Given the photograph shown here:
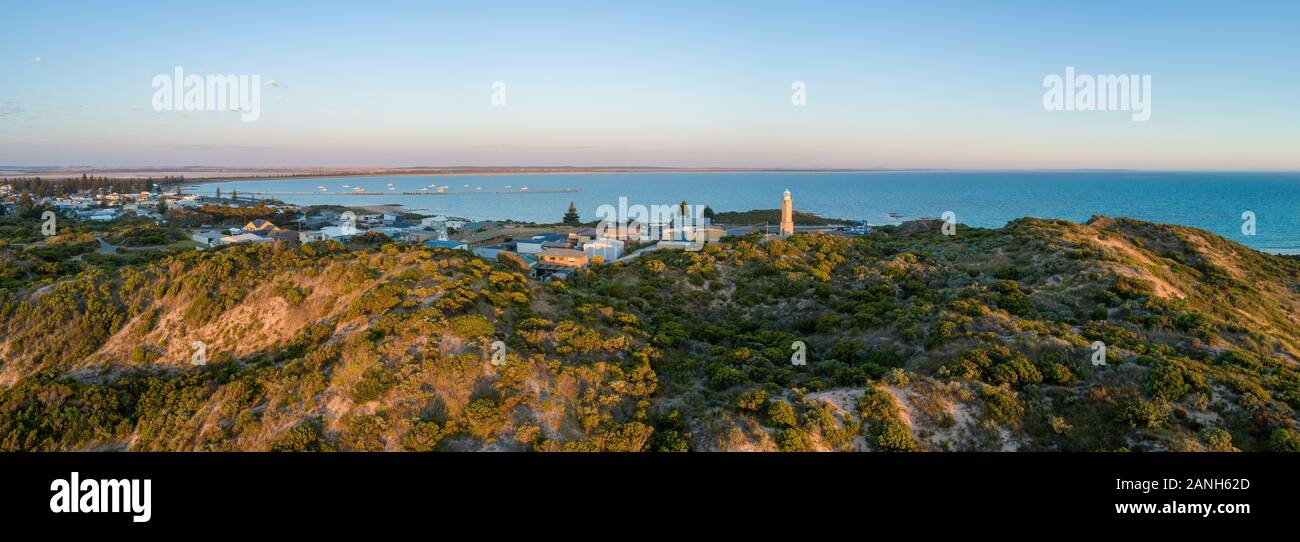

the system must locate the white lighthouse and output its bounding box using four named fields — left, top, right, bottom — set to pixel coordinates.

left=779, top=189, right=794, bottom=237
